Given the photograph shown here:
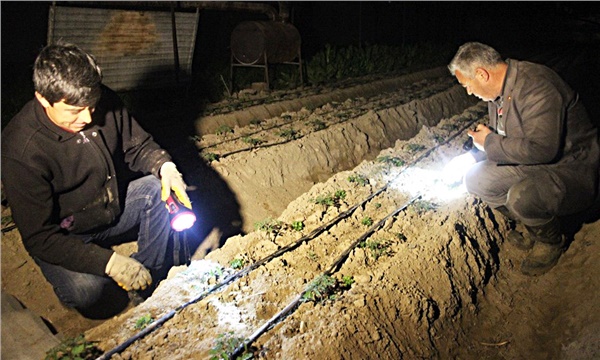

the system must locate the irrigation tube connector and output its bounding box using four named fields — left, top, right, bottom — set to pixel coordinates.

left=229, top=194, right=422, bottom=358
left=95, top=117, right=476, bottom=359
